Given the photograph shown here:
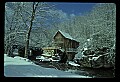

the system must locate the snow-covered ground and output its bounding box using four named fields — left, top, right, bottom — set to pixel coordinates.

left=4, top=54, right=91, bottom=78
